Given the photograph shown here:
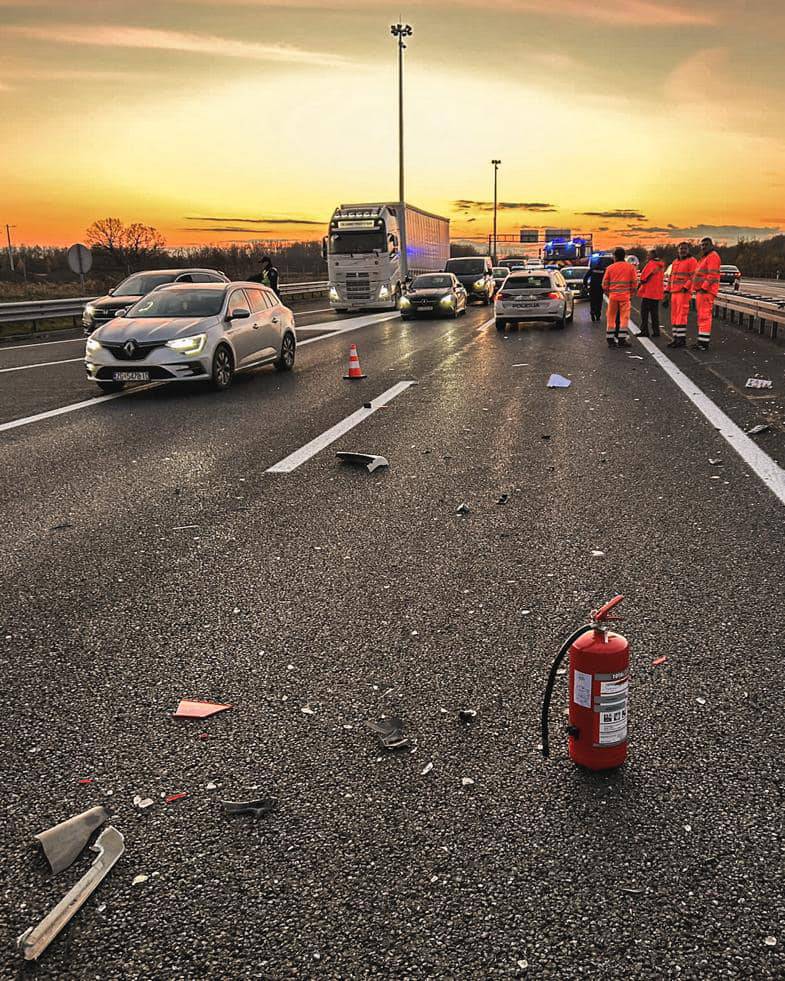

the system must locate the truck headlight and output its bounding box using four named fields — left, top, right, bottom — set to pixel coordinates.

left=85, top=336, right=102, bottom=355
left=329, top=286, right=339, bottom=301
left=165, top=333, right=207, bottom=356
left=379, top=285, right=390, bottom=299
